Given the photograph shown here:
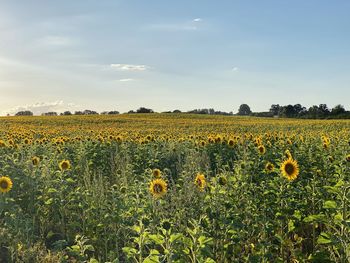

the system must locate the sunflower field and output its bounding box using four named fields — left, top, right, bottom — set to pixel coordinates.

left=0, top=114, right=349, bottom=262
